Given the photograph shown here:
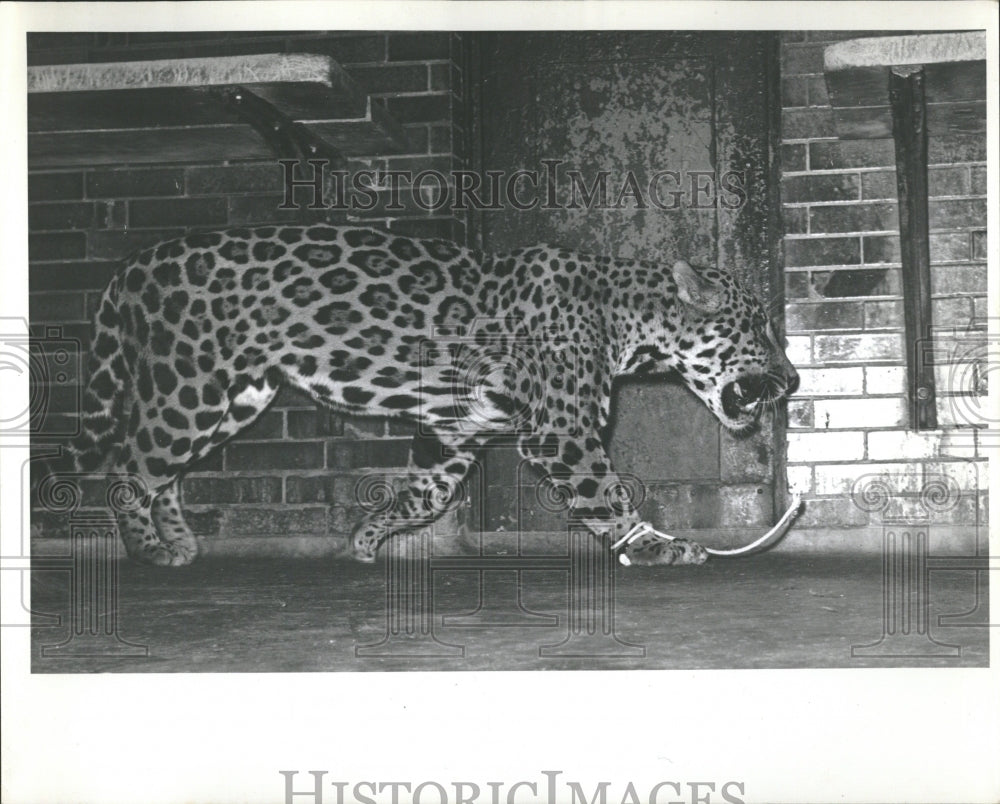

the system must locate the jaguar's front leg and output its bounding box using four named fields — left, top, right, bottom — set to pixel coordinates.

left=521, top=435, right=708, bottom=566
